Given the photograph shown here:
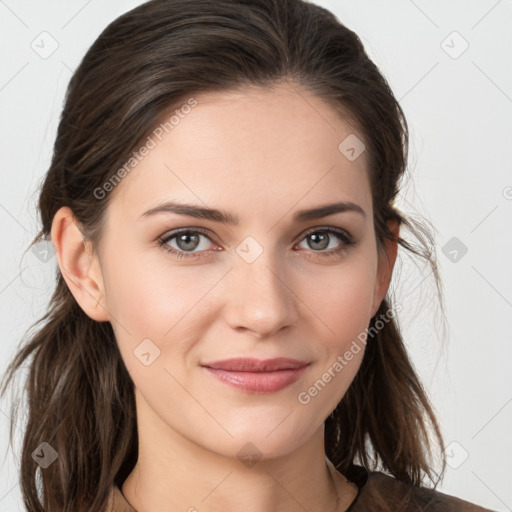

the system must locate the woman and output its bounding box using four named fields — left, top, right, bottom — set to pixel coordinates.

left=1, top=0, right=494, bottom=511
